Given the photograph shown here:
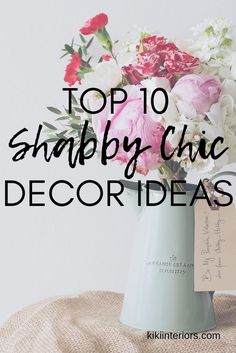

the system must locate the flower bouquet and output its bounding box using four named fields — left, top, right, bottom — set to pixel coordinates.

left=44, top=14, right=236, bottom=332
left=45, top=14, right=236, bottom=189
